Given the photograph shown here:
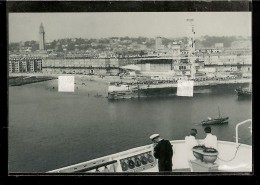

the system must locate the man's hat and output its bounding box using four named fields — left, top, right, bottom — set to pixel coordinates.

left=150, top=134, right=160, bottom=140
